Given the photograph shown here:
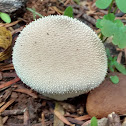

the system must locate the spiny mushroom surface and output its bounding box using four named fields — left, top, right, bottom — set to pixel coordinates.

left=12, top=15, right=107, bottom=100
